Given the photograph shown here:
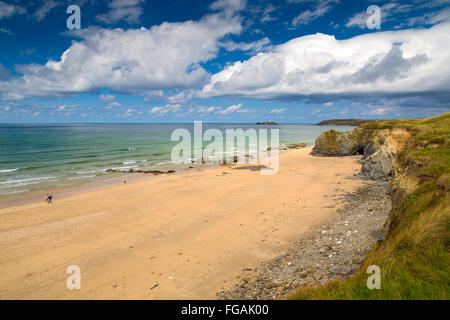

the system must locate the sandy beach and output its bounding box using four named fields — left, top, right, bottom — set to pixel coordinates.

left=0, top=147, right=363, bottom=299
